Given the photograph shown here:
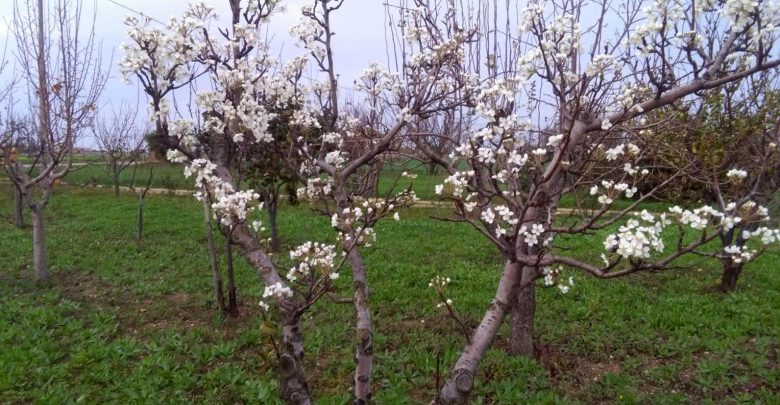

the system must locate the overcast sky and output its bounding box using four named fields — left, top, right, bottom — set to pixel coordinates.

left=0, top=0, right=391, bottom=134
